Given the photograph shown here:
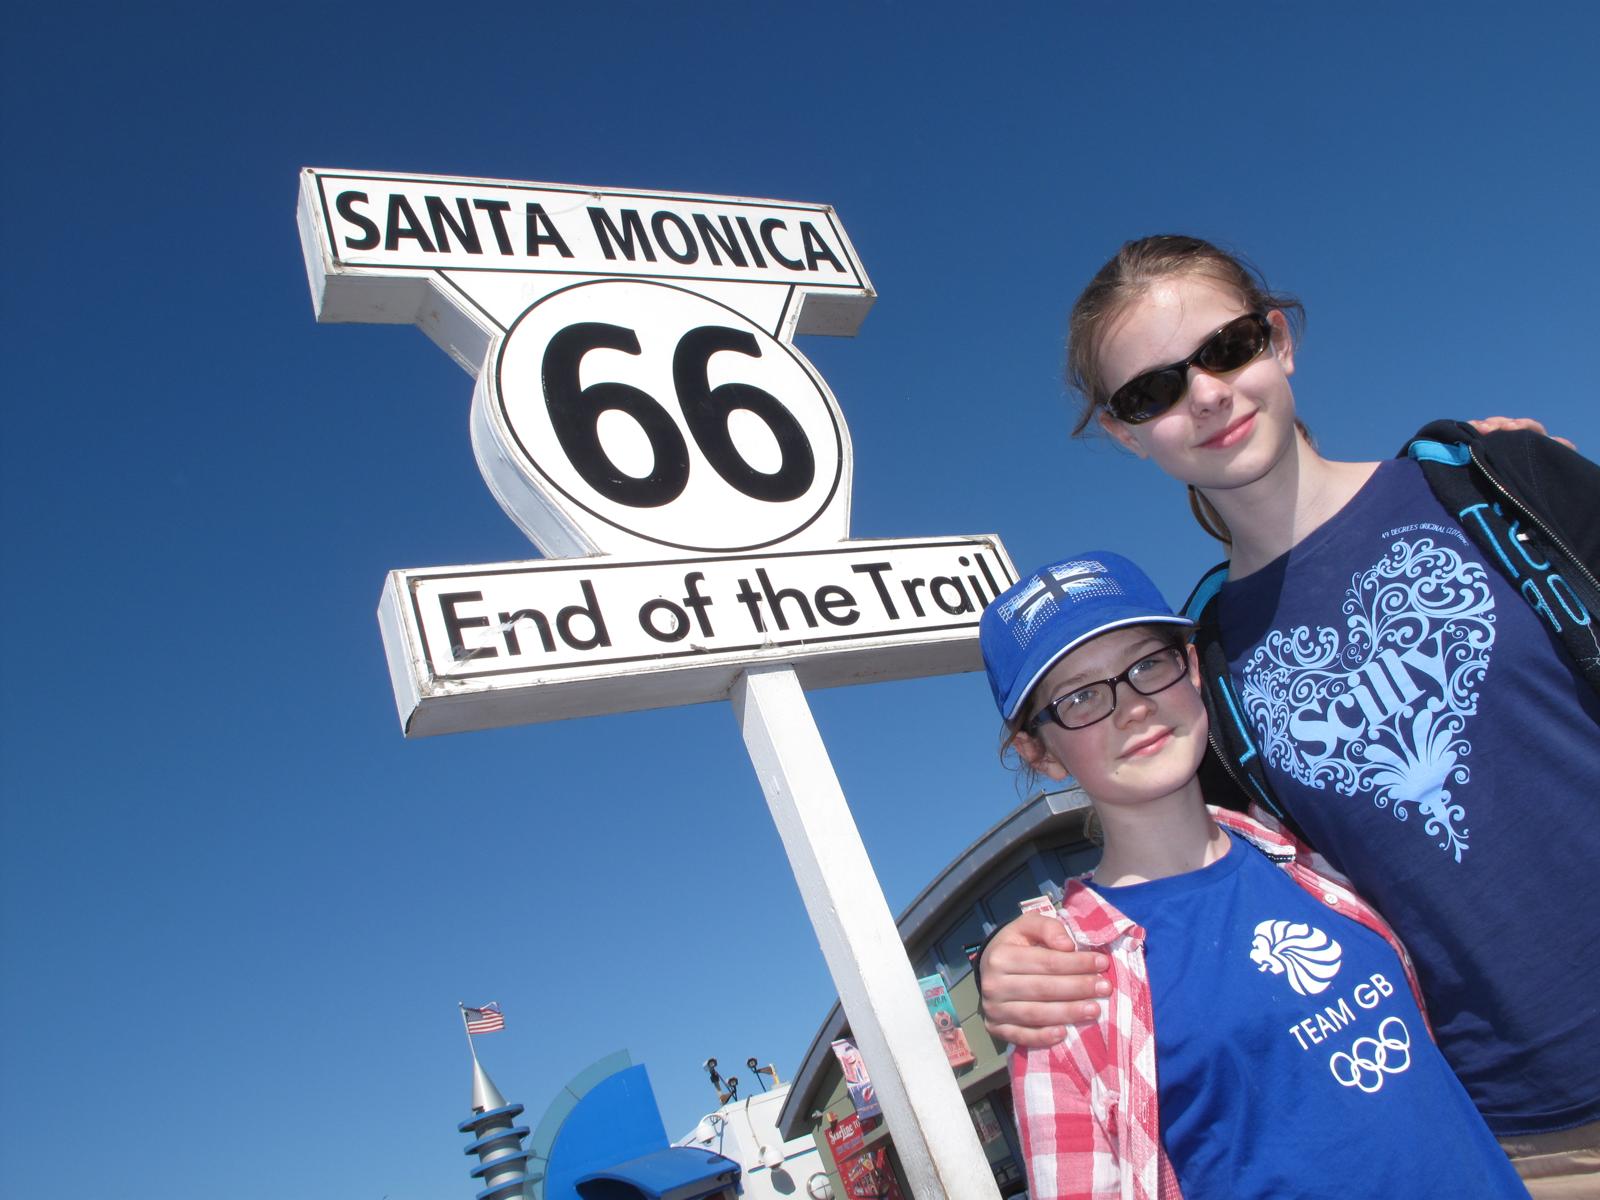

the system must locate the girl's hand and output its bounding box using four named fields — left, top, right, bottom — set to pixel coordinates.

left=1469, top=415, right=1576, bottom=451
left=979, top=914, right=1112, bottom=1047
